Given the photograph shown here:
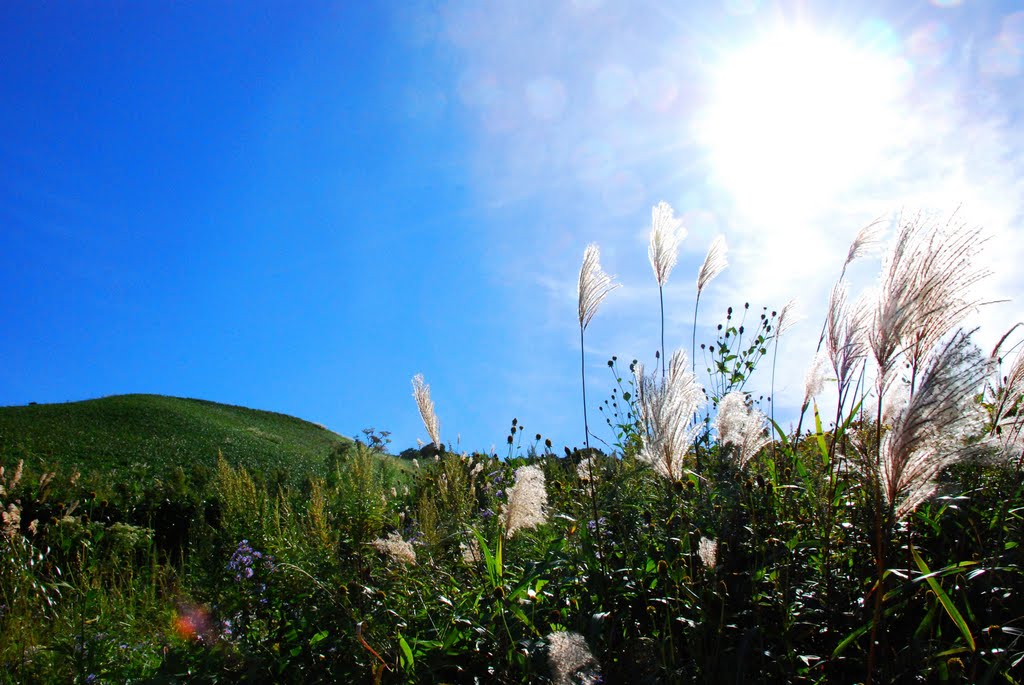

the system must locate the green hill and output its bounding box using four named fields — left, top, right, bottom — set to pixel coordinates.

left=0, top=394, right=353, bottom=484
